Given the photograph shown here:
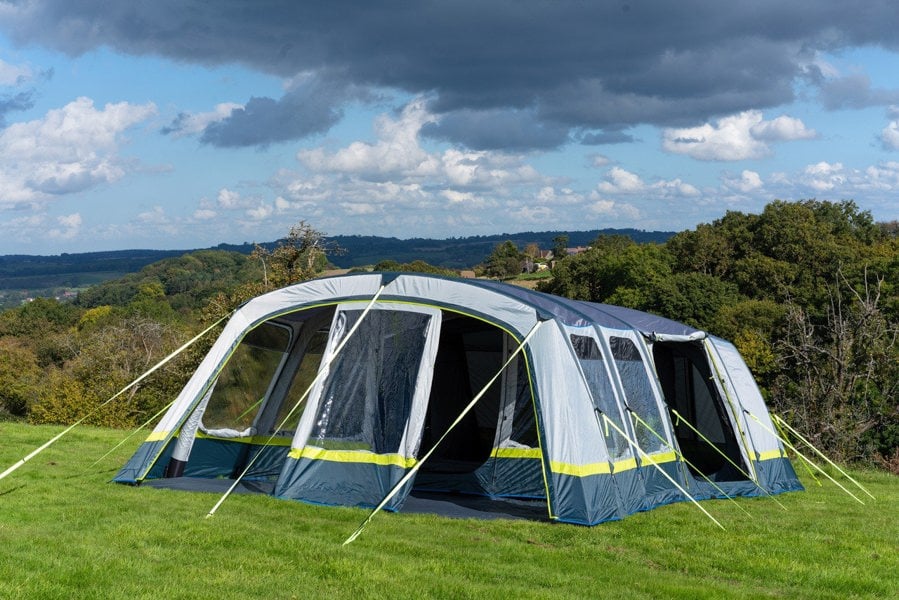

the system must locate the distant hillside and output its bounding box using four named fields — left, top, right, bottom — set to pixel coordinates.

left=220, top=228, right=675, bottom=269
left=0, top=228, right=673, bottom=305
